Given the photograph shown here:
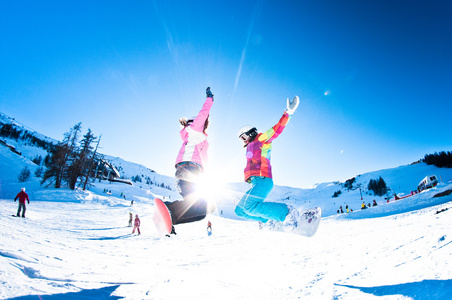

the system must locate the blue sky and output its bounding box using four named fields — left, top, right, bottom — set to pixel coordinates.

left=1, top=0, right=451, bottom=188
